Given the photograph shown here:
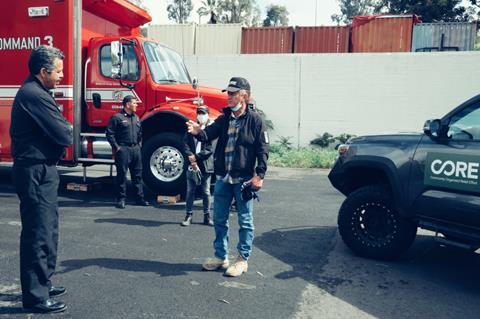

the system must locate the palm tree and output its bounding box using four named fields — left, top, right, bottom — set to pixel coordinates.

left=197, top=0, right=219, bottom=24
